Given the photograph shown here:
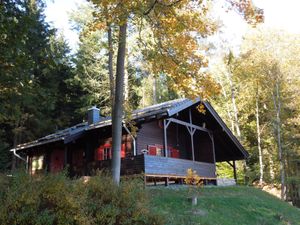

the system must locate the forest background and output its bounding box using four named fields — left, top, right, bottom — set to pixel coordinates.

left=0, top=0, right=299, bottom=205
